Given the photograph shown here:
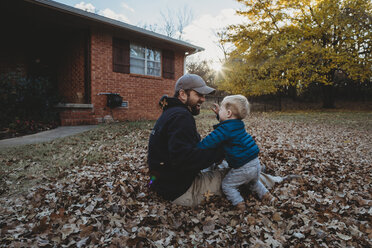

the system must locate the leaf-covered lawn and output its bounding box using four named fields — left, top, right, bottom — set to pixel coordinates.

left=0, top=111, right=371, bottom=247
